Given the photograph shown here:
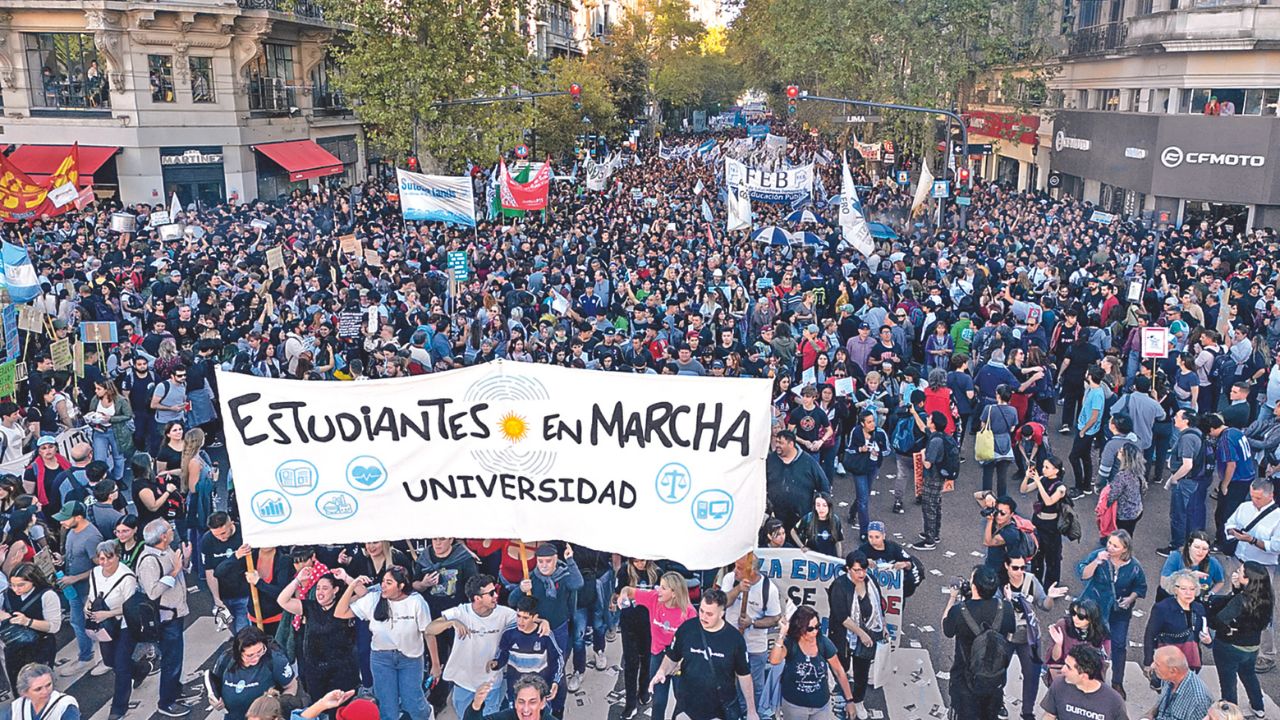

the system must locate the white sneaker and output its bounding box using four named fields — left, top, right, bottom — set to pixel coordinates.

left=89, top=661, right=113, bottom=677
left=854, top=703, right=869, bottom=720
left=567, top=673, right=581, bottom=692
left=58, top=659, right=94, bottom=677
left=594, top=650, right=608, bottom=669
